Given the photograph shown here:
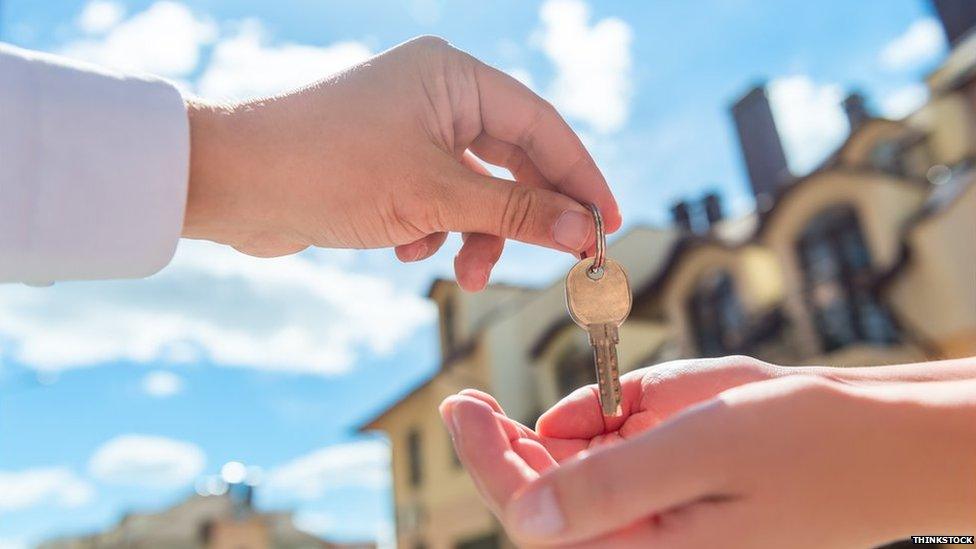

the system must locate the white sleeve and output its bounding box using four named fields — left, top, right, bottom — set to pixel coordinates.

left=0, top=43, right=189, bottom=284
